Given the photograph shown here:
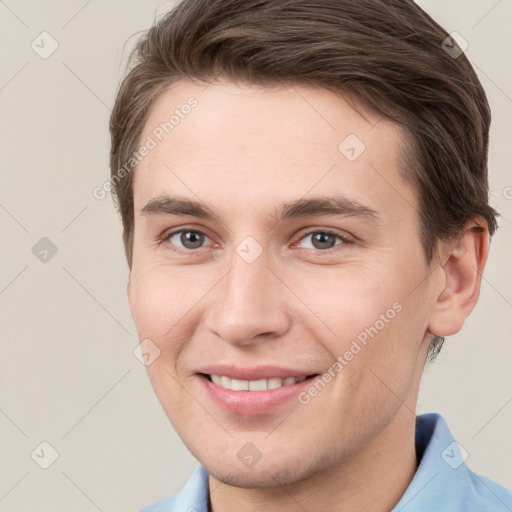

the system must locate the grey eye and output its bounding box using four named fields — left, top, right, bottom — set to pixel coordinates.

left=301, top=232, right=343, bottom=250
left=170, top=230, right=208, bottom=249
